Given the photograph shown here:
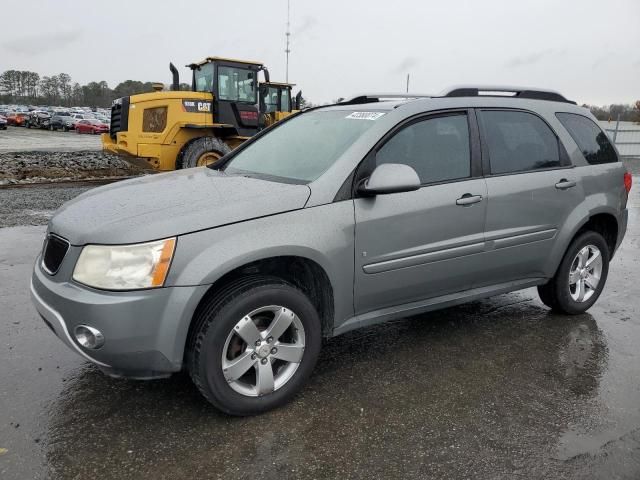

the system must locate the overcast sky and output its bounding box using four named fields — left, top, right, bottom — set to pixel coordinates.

left=1, top=0, right=638, bottom=105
